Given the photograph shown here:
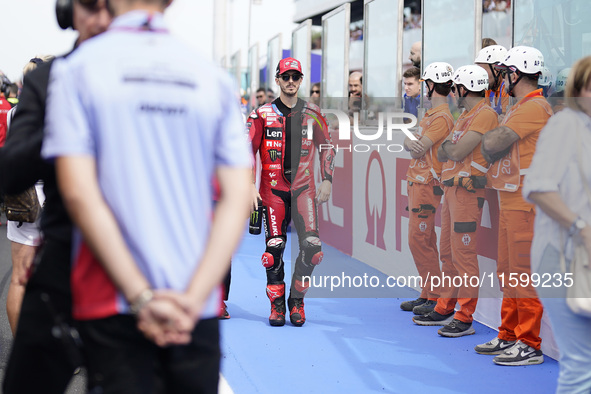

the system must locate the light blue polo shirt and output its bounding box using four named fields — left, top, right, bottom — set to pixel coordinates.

left=43, top=11, right=251, bottom=320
